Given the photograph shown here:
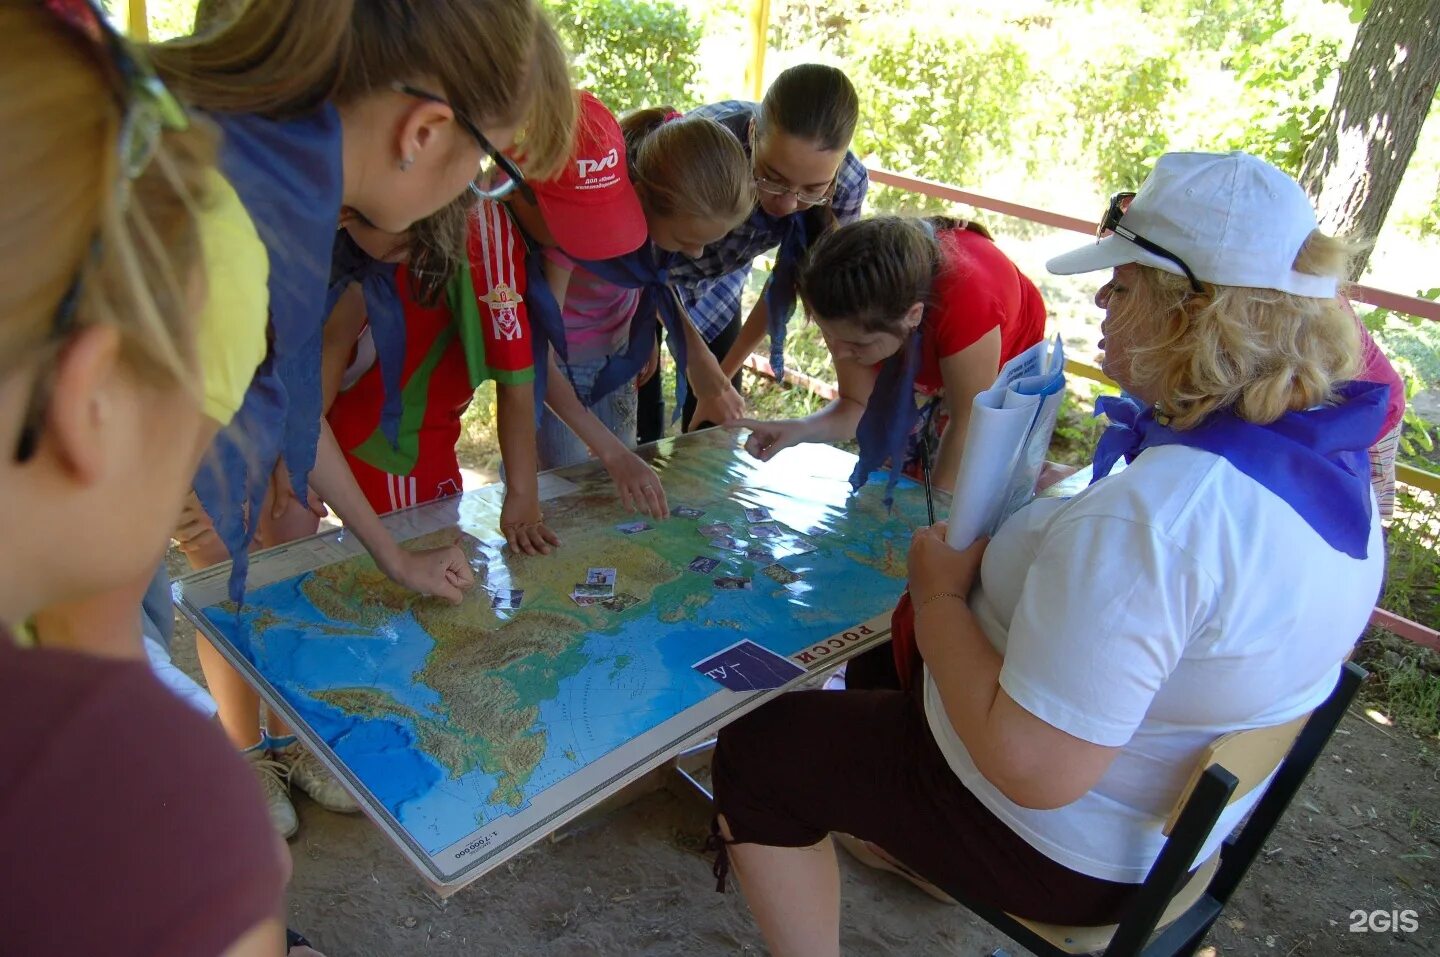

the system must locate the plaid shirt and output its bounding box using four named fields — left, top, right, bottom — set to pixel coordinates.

left=669, top=100, right=869, bottom=341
